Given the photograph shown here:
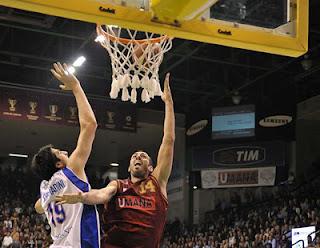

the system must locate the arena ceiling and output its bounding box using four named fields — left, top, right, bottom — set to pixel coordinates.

left=0, top=1, right=319, bottom=114
left=0, top=1, right=319, bottom=170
